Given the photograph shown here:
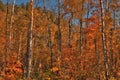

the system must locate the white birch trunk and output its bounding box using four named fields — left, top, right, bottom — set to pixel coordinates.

left=26, top=0, right=34, bottom=79
left=9, top=0, right=15, bottom=50
left=100, top=0, right=109, bottom=80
